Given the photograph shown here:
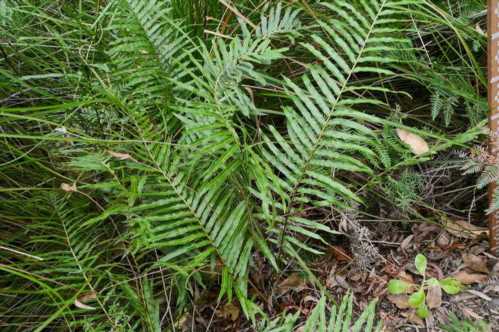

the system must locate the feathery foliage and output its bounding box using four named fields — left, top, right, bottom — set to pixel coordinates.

left=0, top=0, right=488, bottom=330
